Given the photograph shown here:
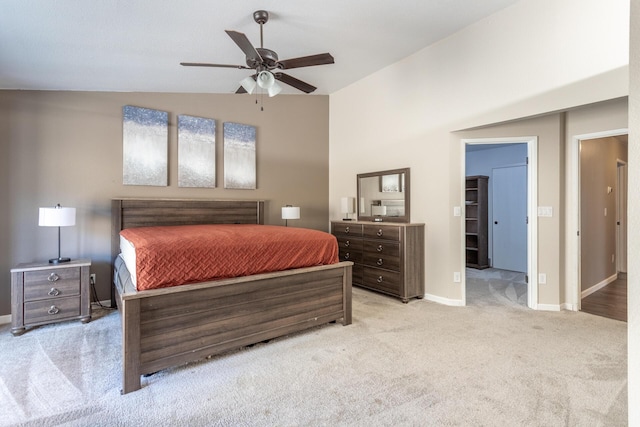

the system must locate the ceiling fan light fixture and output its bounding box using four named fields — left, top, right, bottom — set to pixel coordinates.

left=257, top=70, right=275, bottom=89
left=267, top=81, right=282, bottom=97
left=240, top=76, right=256, bottom=94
